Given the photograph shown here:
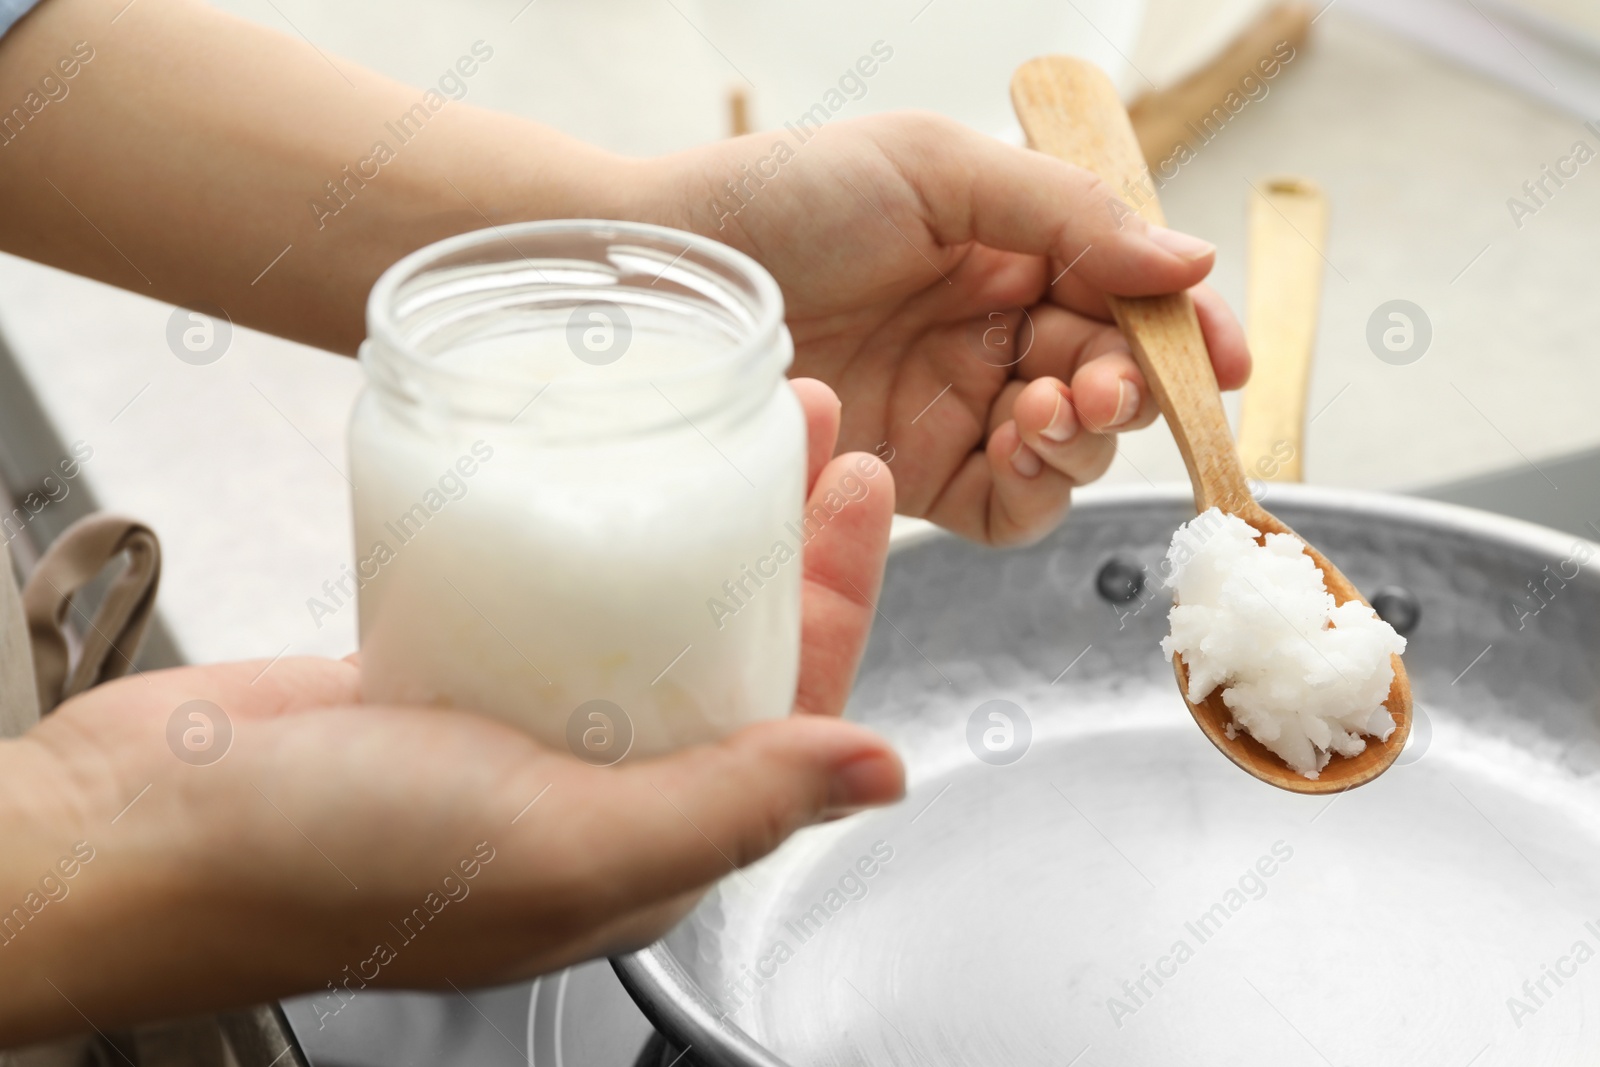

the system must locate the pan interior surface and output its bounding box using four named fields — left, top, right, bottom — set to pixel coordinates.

left=700, top=702, right=1600, bottom=1065
left=637, top=488, right=1600, bottom=1066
